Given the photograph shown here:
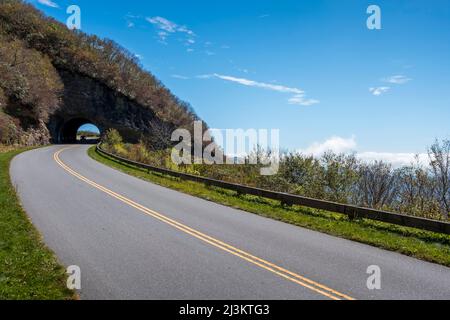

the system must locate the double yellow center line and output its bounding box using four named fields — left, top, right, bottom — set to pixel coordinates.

left=54, top=147, right=355, bottom=301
